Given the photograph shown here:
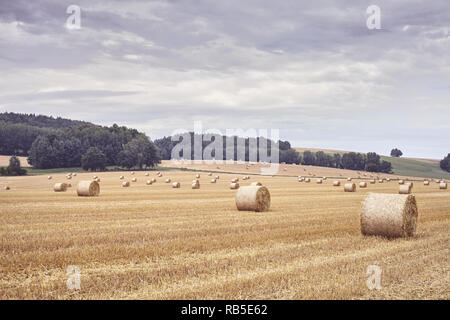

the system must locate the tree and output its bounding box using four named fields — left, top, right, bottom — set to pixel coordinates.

left=302, top=151, right=315, bottom=165
left=366, top=152, right=381, bottom=172
left=27, top=135, right=55, bottom=169
left=280, top=149, right=301, bottom=164
left=81, top=147, right=106, bottom=171
left=332, top=153, right=342, bottom=168
left=440, top=154, right=450, bottom=172
left=118, top=136, right=160, bottom=169
left=390, top=148, right=403, bottom=157
left=380, top=160, right=393, bottom=173
left=0, top=156, right=27, bottom=176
